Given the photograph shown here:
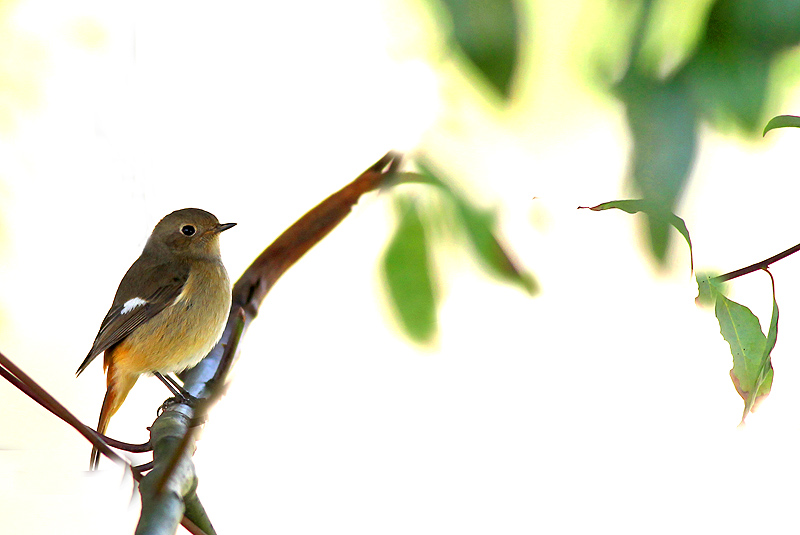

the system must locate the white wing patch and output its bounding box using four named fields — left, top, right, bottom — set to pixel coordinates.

left=121, top=297, right=147, bottom=315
